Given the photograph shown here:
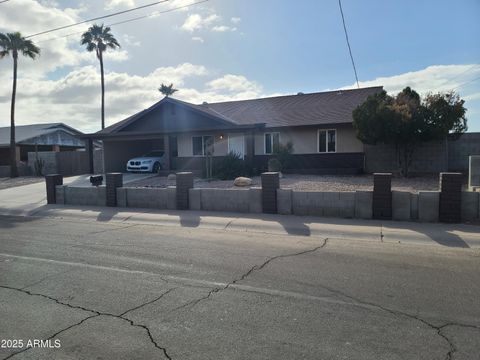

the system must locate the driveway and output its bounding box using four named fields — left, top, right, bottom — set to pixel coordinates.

left=0, top=173, right=154, bottom=216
